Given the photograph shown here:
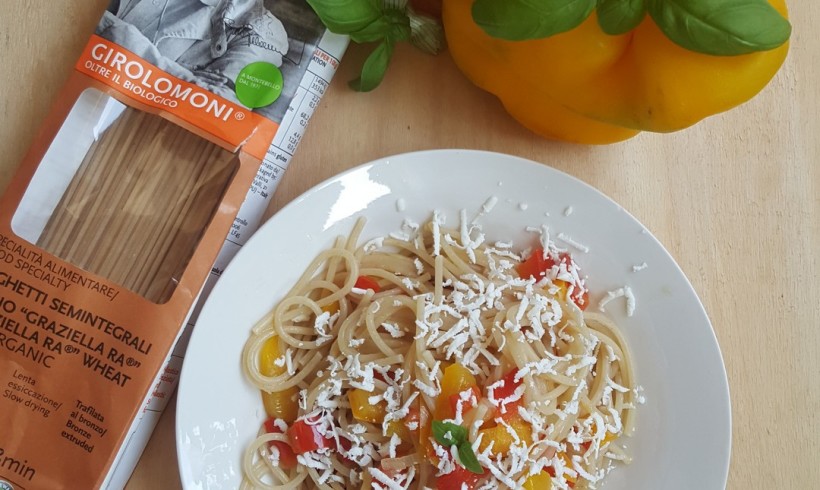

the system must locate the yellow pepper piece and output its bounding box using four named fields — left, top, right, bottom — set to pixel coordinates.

left=589, top=422, right=618, bottom=446
left=262, top=386, right=299, bottom=424
left=440, top=363, right=476, bottom=396
left=349, top=388, right=387, bottom=424
left=259, top=335, right=286, bottom=378
left=477, top=418, right=532, bottom=456
left=258, top=335, right=299, bottom=423
left=386, top=419, right=410, bottom=441
left=441, top=0, right=789, bottom=144
left=436, top=363, right=478, bottom=419
left=523, top=471, right=553, bottom=490
left=321, top=301, right=339, bottom=315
